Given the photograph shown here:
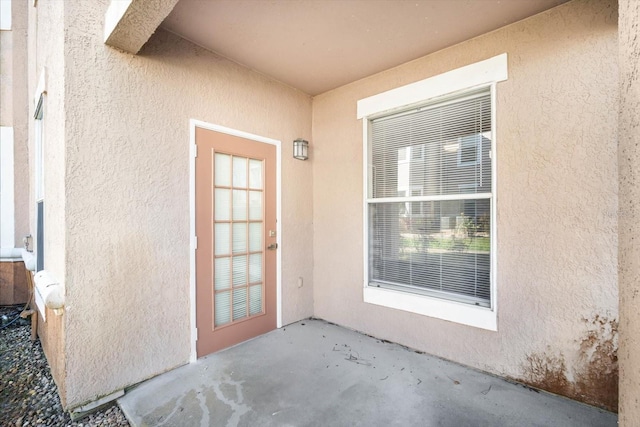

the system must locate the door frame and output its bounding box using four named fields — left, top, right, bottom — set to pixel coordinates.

left=189, top=119, right=282, bottom=362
